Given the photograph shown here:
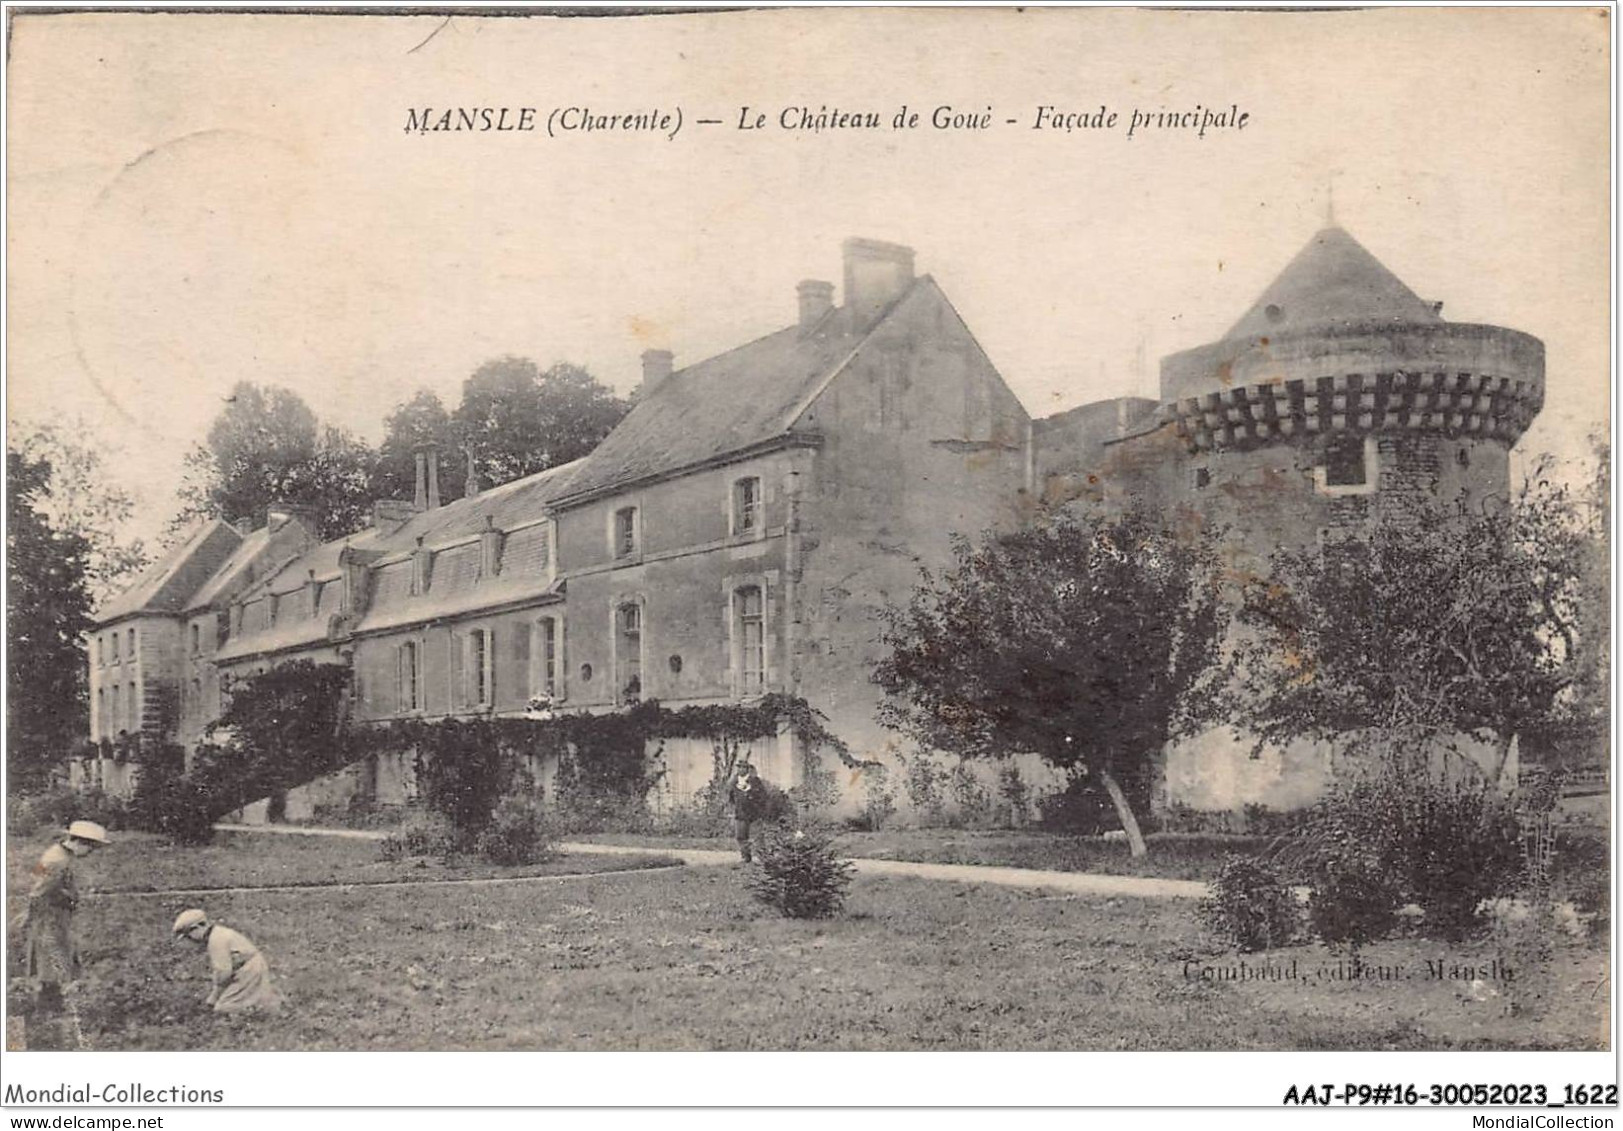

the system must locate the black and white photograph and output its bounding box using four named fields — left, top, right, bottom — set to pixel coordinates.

left=2, top=1, right=1613, bottom=1116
